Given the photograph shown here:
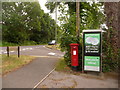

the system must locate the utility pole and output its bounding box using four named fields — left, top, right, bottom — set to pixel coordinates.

left=76, top=1, right=82, bottom=72
left=76, top=1, right=80, bottom=39
left=55, top=2, right=57, bottom=43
